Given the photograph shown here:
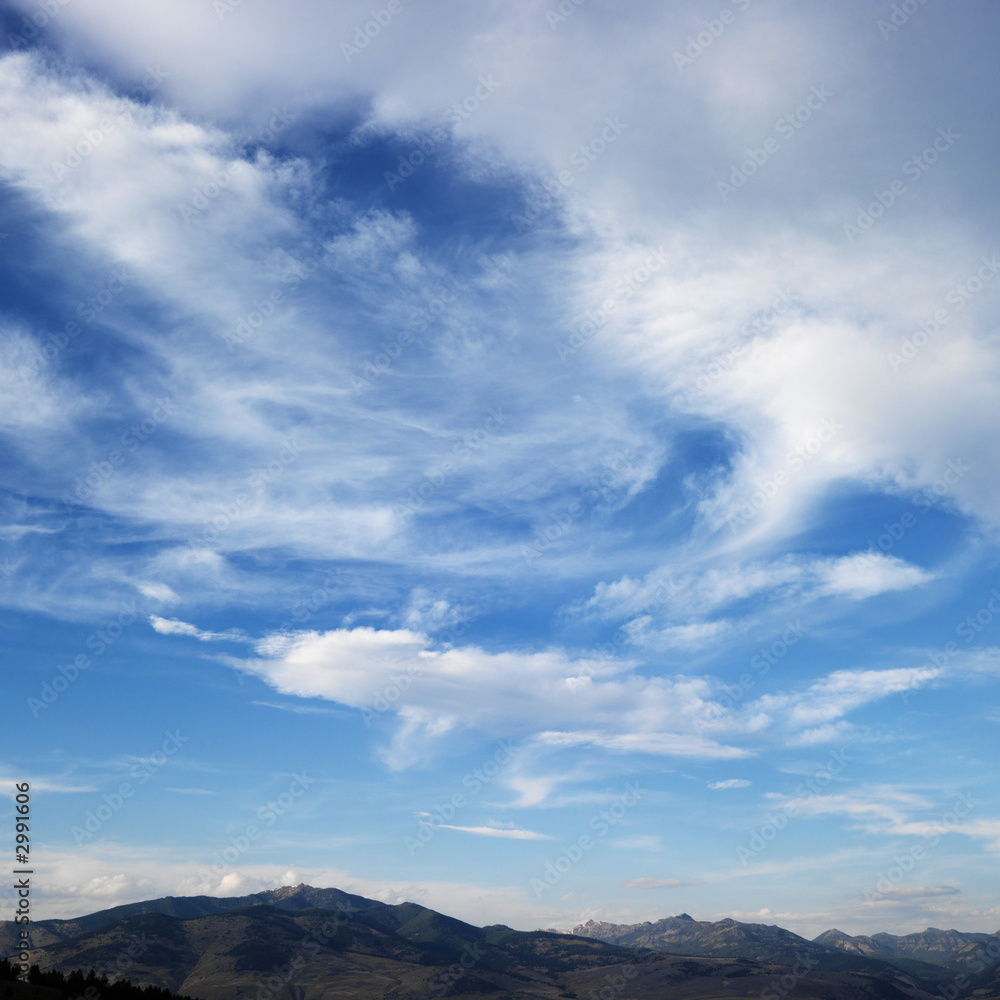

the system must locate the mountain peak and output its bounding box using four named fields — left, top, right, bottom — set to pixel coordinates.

left=675, top=913, right=695, bottom=921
